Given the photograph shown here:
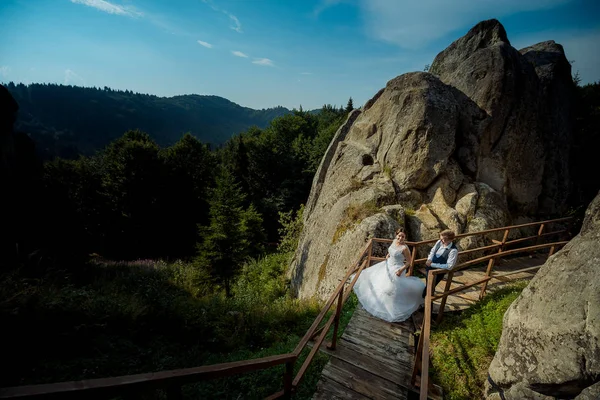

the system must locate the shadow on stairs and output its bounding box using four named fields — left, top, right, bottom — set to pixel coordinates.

left=308, top=305, right=442, bottom=400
